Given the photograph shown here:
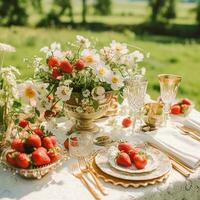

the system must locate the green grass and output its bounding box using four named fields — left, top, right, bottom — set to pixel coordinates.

left=0, top=1, right=200, bottom=109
